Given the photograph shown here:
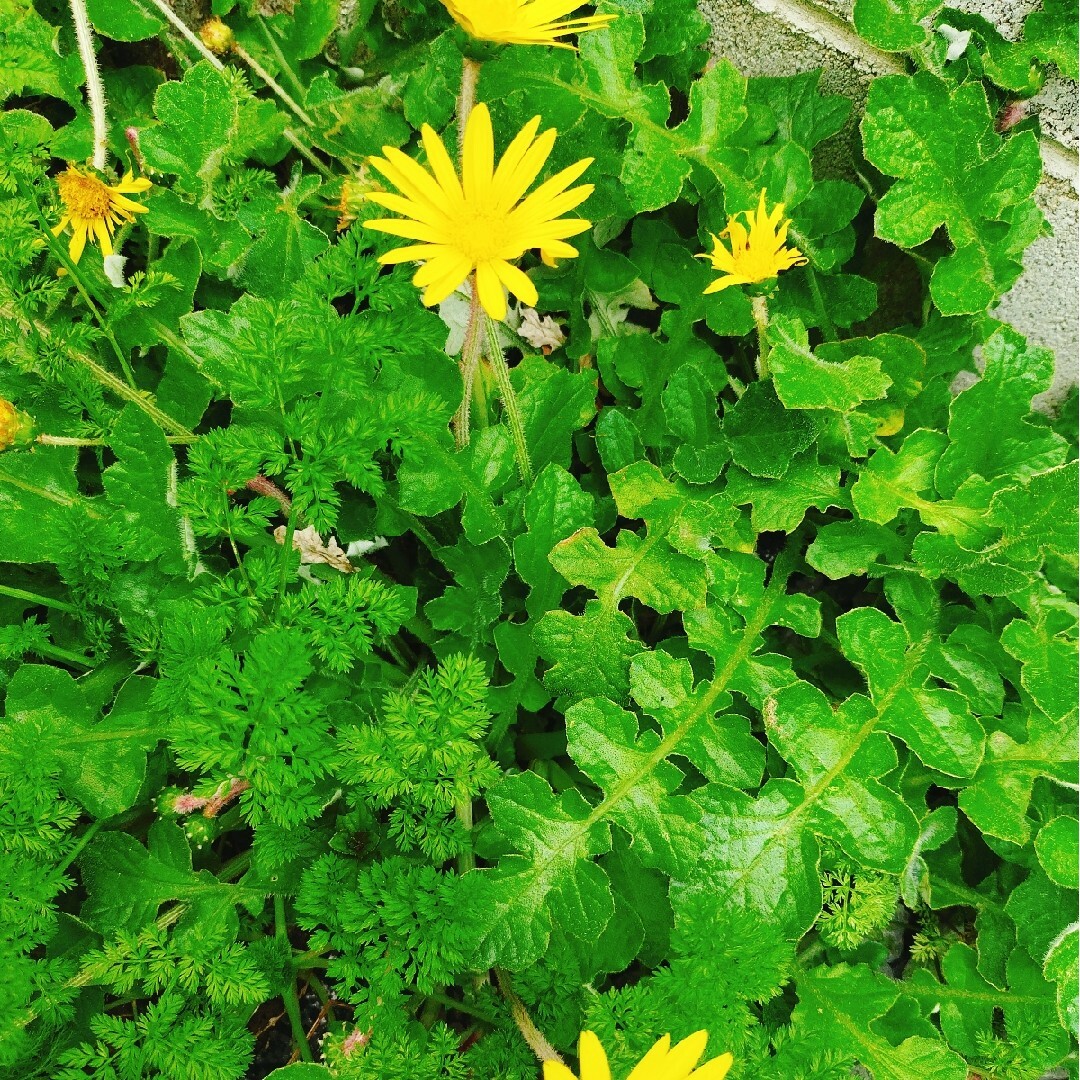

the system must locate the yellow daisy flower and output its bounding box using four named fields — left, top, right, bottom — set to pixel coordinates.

left=441, top=0, right=616, bottom=48
left=699, top=188, right=807, bottom=294
left=52, top=165, right=152, bottom=265
left=363, top=102, right=594, bottom=321
left=545, top=1031, right=734, bottom=1080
